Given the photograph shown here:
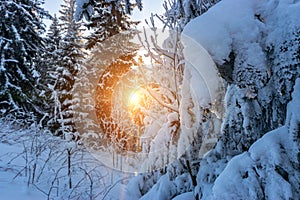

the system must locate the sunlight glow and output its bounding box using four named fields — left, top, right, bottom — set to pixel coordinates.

left=129, top=91, right=142, bottom=106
